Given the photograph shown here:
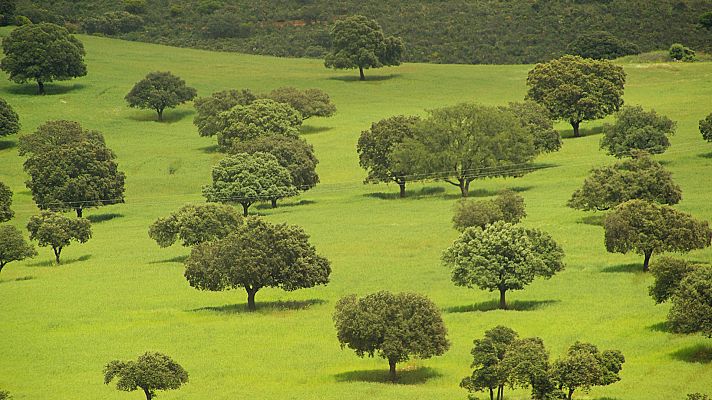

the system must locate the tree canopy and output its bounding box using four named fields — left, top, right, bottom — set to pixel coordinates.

left=0, top=98, right=19, bottom=137
left=0, top=22, right=87, bottom=94
left=460, top=325, right=519, bottom=400
left=604, top=200, right=712, bottom=271
left=502, top=101, right=562, bottom=154
left=104, top=352, right=188, bottom=400
left=600, top=105, right=677, bottom=157
left=442, top=221, right=565, bottom=309
left=700, top=113, right=712, bottom=142
left=20, top=121, right=126, bottom=217
left=333, top=291, right=449, bottom=382
left=215, top=99, right=301, bottom=149
left=193, top=89, right=256, bottom=137
left=264, top=87, right=336, bottom=120
left=668, top=266, right=712, bottom=337
left=202, top=152, right=297, bottom=215
left=148, top=203, right=243, bottom=247
left=125, top=71, right=197, bottom=121
left=392, top=103, right=537, bottom=197
left=357, top=115, right=420, bottom=198
left=452, top=190, right=526, bottom=231
left=230, top=135, right=319, bottom=192
left=551, top=342, right=625, bottom=400
left=324, top=15, right=404, bottom=81
left=0, top=224, right=36, bottom=274
left=0, top=182, right=12, bottom=222
left=526, top=55, right=626, bottom=137
left=184, top=217, right=331, bottom=311
left=649, top=257, right=696, bottom=304
left=566, top=31, right=639, bottom=60
left=568, top=153, right=682, bottom=211
left=27, top=211, right=91, bottom=264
